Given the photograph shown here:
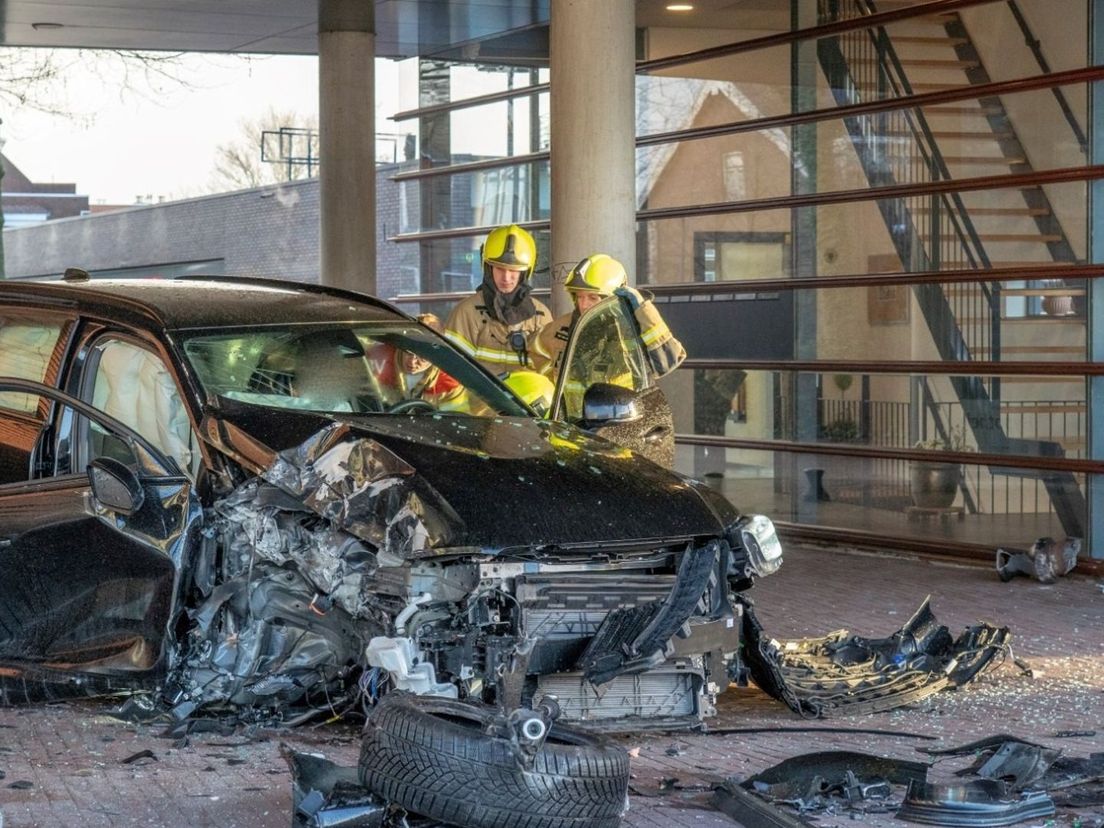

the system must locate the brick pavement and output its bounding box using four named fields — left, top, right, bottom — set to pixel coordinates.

left=1, top=543, right=1101, bottom=828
